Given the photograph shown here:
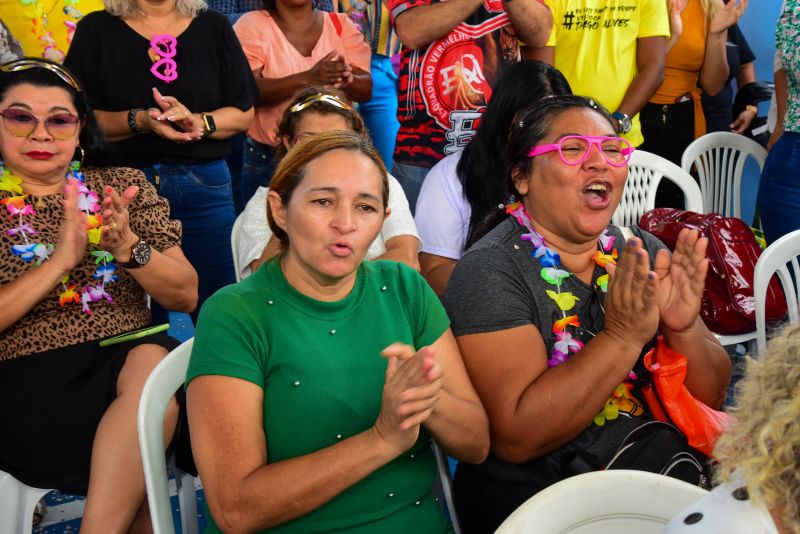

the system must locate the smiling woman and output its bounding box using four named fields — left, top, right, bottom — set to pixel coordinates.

left=441, top=95, right=732, bottom=533
left=186, top=131, right=489, bottom=533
